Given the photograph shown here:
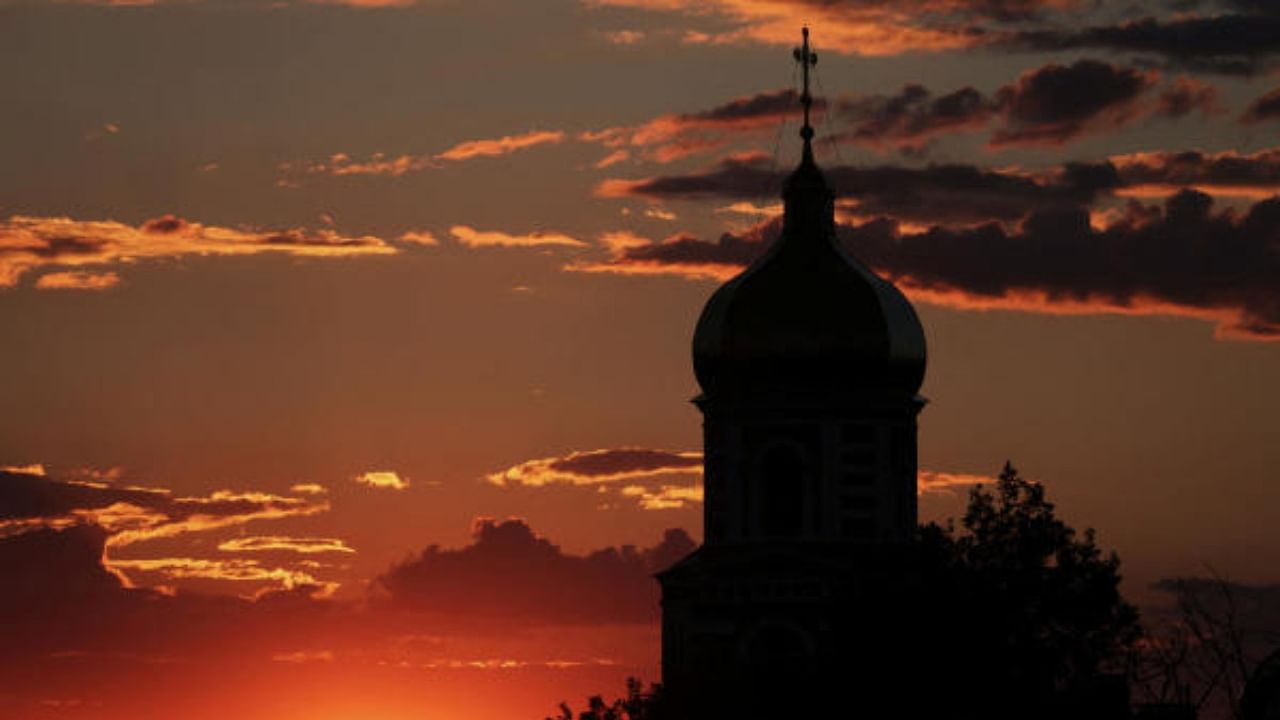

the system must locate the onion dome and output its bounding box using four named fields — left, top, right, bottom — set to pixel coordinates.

left=692, top=36, right=926, bottom=401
